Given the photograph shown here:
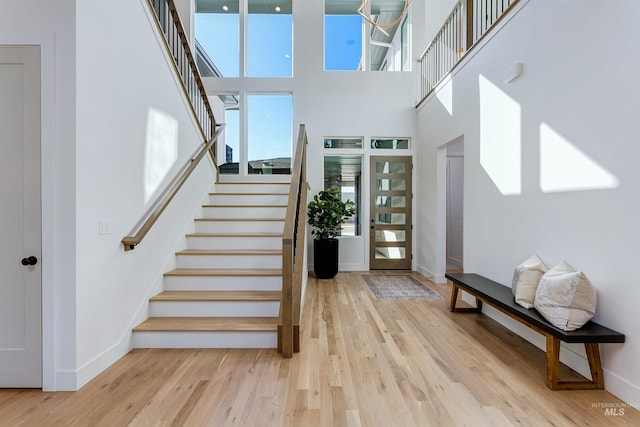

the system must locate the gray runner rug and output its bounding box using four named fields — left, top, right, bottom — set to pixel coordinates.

left=362, top=275, right=444, bottom=300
